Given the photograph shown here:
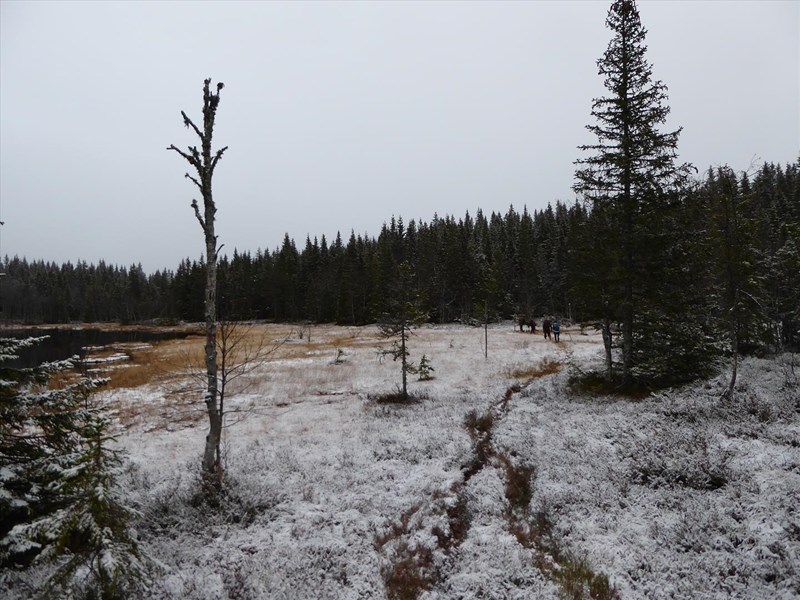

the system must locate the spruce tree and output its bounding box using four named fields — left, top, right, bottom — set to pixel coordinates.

left=377, top=261, right=427, bottom=401
left=0, top=337, right=146, bottom=597
left=573, top=0, right=698, bottom=387
left=702, top=167, right=766, bottom=396
left=1, top=337, right=100, bottom=569
left=752, top=162, right=800, bottom=350
left=569, top=202, right=621, bottom=381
